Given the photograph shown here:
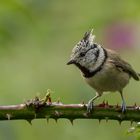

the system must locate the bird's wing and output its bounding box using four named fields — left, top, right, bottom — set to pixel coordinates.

left=107, top=49, right=139, bottom=81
